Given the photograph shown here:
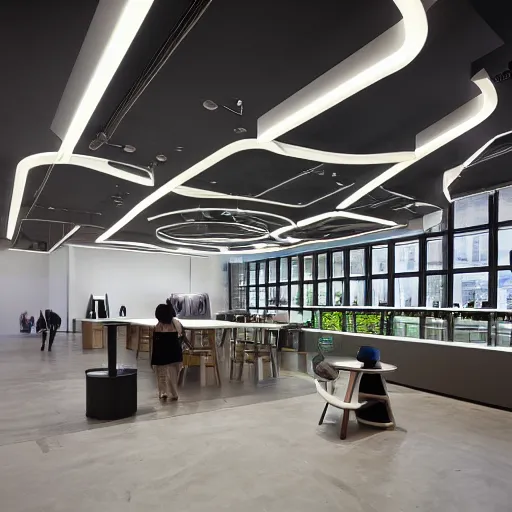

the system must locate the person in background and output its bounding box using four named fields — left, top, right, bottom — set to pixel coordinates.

left=36, top=309, right=61, bottom=351
left=152, top=303, right=184, bottom=400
